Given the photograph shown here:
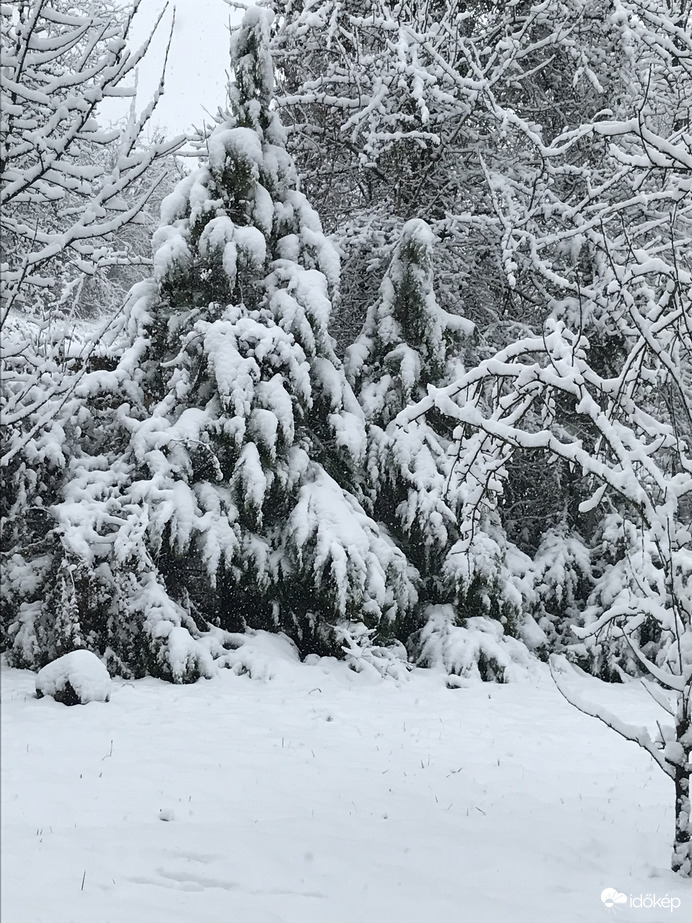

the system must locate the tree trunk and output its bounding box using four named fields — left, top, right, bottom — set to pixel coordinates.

left=672, top=682, right=692, bottom=877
